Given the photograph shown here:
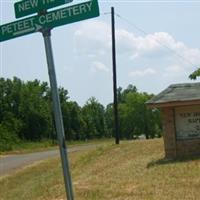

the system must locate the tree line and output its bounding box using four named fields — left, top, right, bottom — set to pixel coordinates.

left=0, top=77, right=162, bottom=151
